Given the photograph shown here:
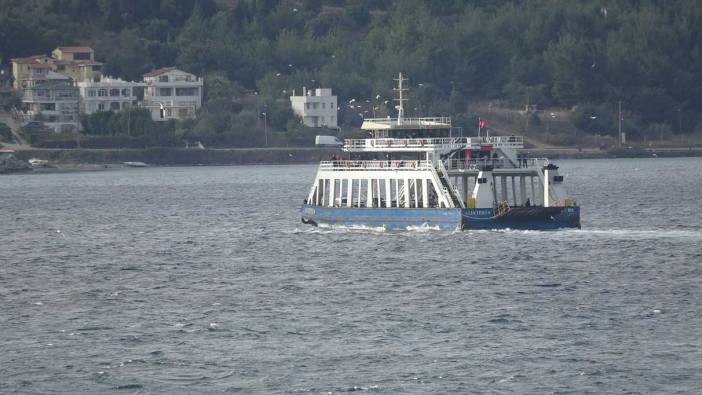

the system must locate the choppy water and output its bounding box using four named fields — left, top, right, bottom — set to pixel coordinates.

left=2, top=158, right=701, bottom=393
